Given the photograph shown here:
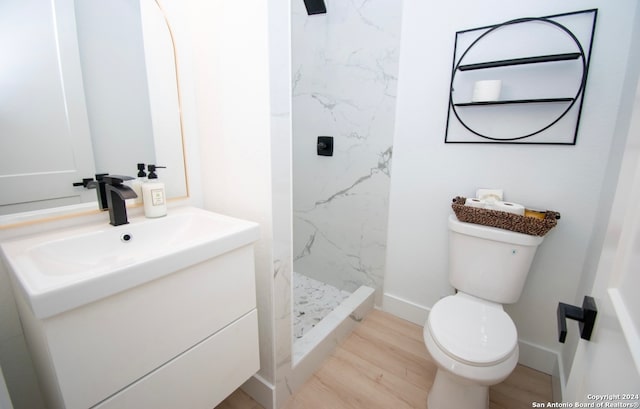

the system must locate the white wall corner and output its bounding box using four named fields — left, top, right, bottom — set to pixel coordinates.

left=517, top=338, right=564, bottom=403
left=552, top=354, right=565, bottom=403
left=241, top=373, right=275, bottom=409
left=517, top=339, right=559, bottom=375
